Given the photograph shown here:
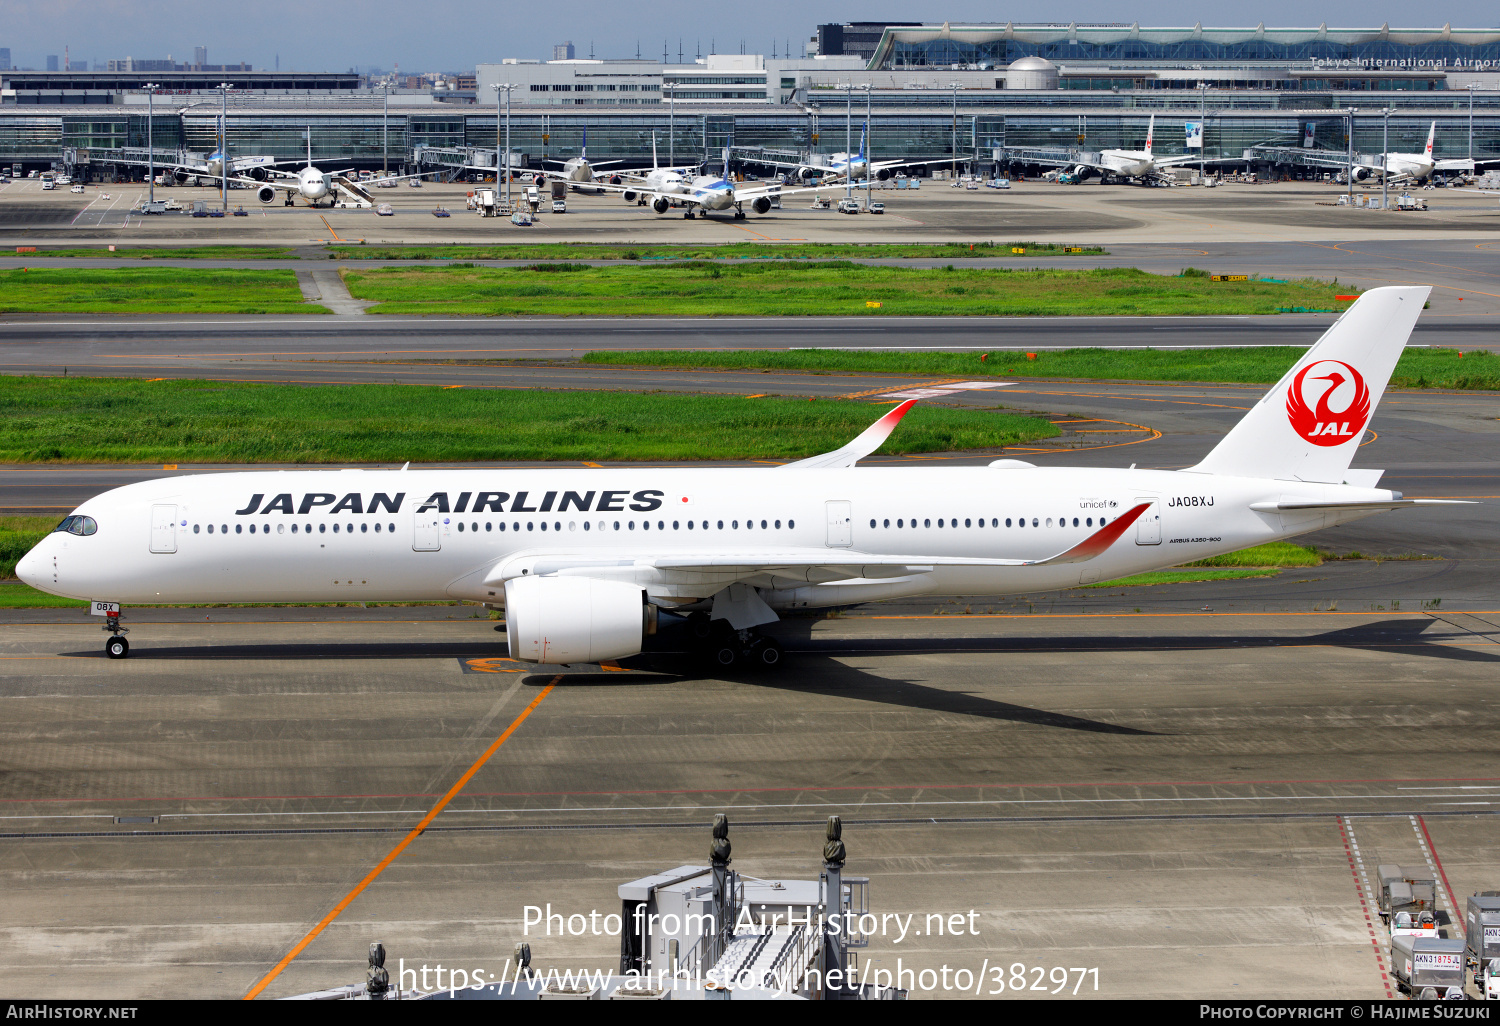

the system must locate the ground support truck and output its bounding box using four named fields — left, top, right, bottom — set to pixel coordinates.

left=1378, top=865, right=1437, bottom=923
left=1467, top=895, right=1500, bottom=980
left=1390, top=935, right=1467, bottom=999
